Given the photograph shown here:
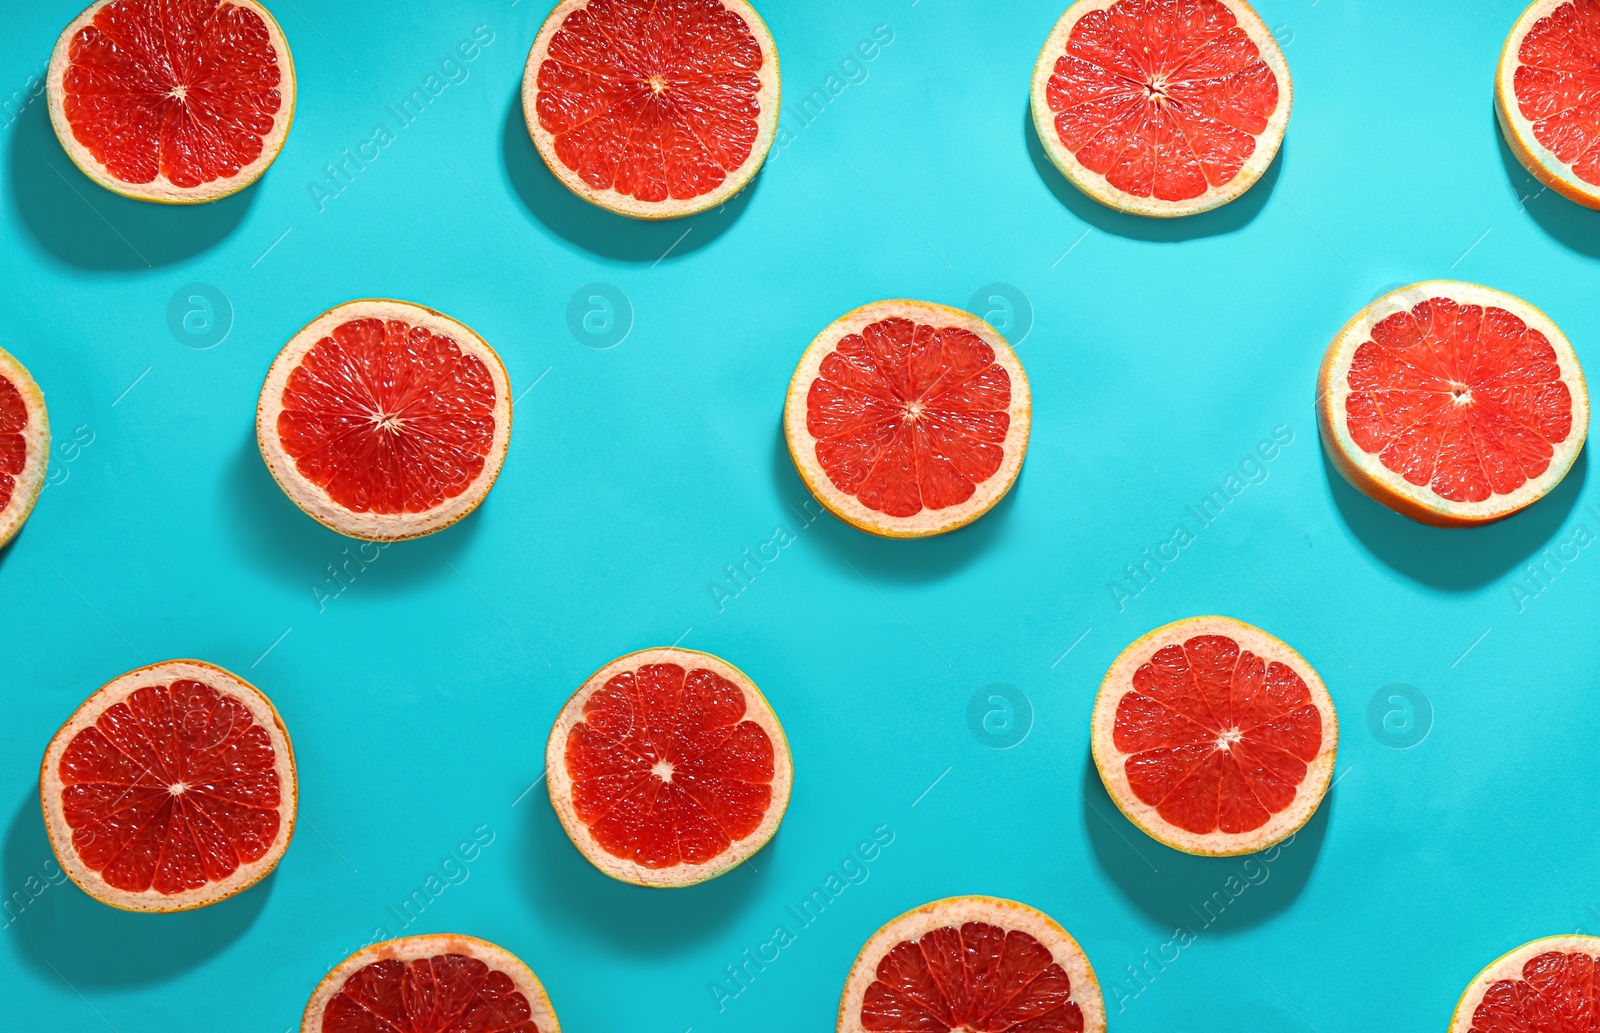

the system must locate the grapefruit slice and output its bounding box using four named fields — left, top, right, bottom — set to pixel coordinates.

left=1317, top=281, right=1588, bottom=527
left=257, top=300, right=513, bottom=542
left=1497, top=1, right=1600, bottom=210
left=838, top=896, right=1106, bottom=1033
left=302, top=934, right=560, bottom=1033
left=1030, top=0, right=1291, bottom=217
left=1091, top=616, right=1337, bottom=857
left=48, top=0, right=295, bottom=204
left=39, top=660, right=296, bottom=912
left=1449, top=936, right=1600, bottom=1033
left=0, top=347, right=50, bottom=551
left=546, top=647, right=791, bottom=887
left=521, top=0, right=780, bottom=219
left=784, top=300, right=1032, bottom=538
